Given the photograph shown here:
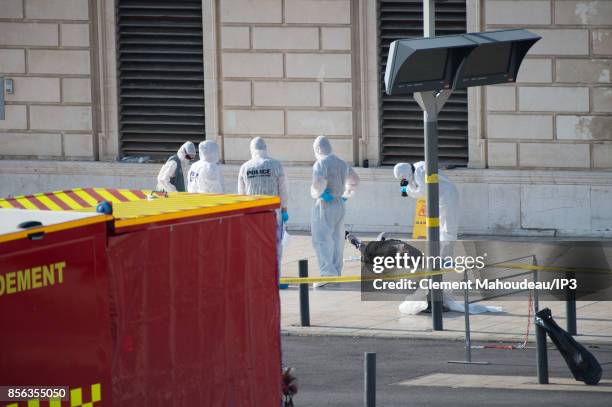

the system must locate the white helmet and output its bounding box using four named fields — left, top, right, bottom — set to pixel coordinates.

left=178, top=141, right=196, bottom=161
left=199, top=140, right=220, bottom=163
left=250, top=137, right=269, bottom=158
left=393, top=163, right=413, bottom=180
left=313, top=136, right=332, bottom=160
